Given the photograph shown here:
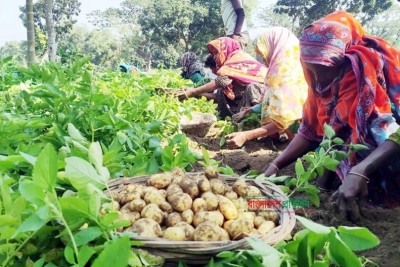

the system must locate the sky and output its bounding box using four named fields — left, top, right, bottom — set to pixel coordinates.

left=0, top=0, right=275, bottom=47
